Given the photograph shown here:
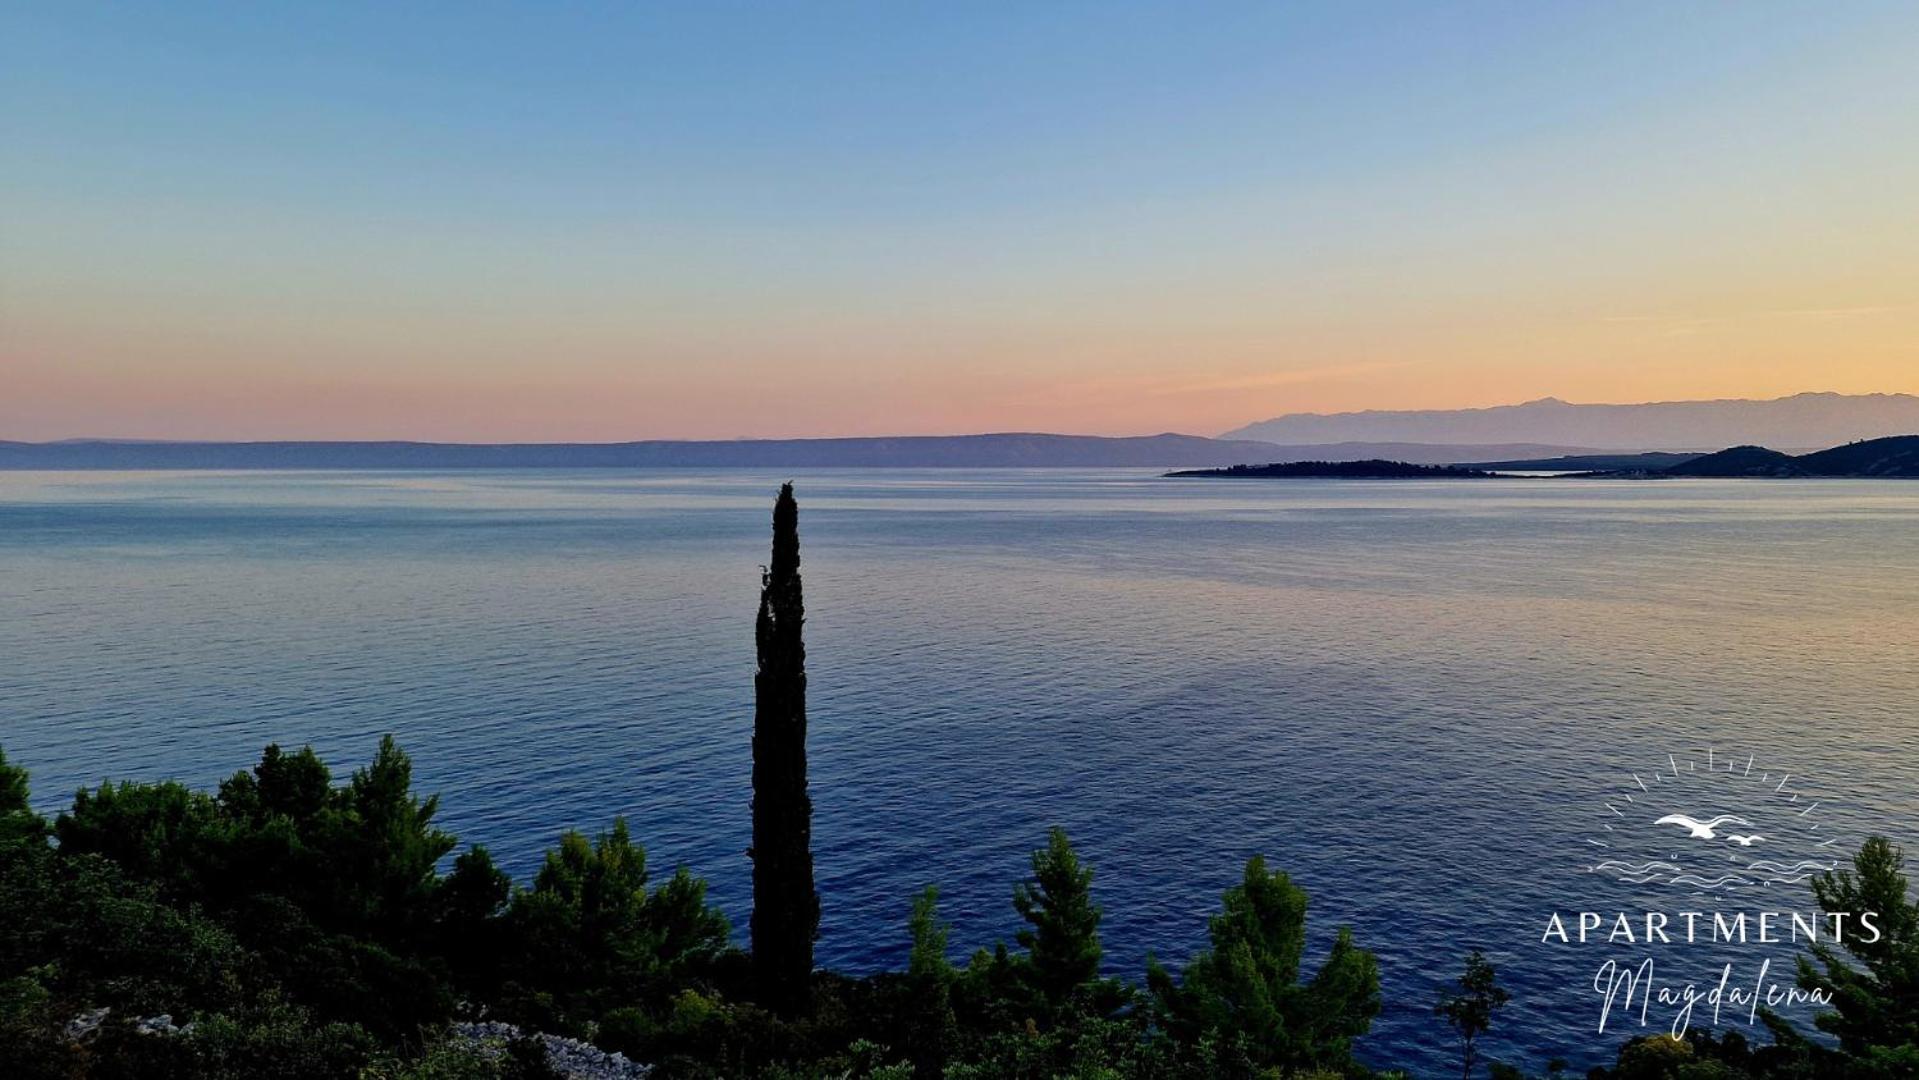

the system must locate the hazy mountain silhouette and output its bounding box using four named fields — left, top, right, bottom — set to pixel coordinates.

left=0, top=435, right=1603, bottom=470
left=1223, top=392, right=1919, bottom=449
